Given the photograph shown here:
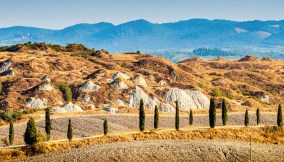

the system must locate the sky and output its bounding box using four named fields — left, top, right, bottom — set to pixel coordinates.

left=0, top=0, right=283, bottom=29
